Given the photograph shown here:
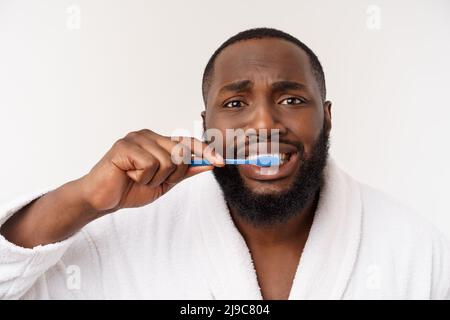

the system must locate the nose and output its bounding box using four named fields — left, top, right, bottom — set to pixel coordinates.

left=245, top=100, right=286, bottom=139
